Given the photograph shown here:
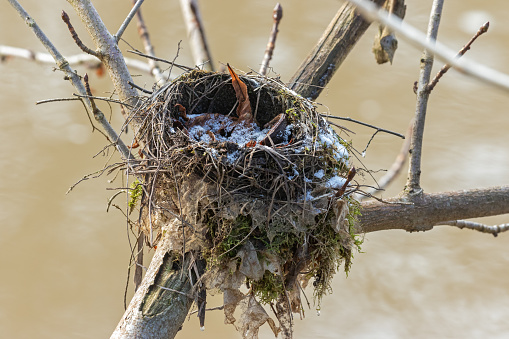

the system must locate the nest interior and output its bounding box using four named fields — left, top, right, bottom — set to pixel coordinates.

left=130, top=69, right=362, bottom=333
